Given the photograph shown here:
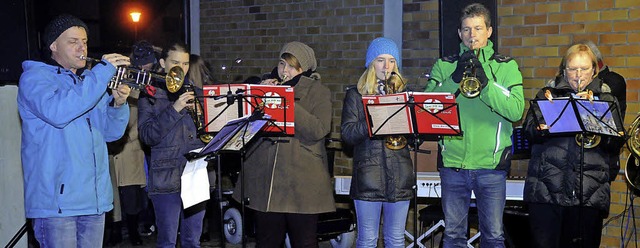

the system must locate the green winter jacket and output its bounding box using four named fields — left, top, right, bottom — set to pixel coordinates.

left=425, top=41, right=524, bottom=170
